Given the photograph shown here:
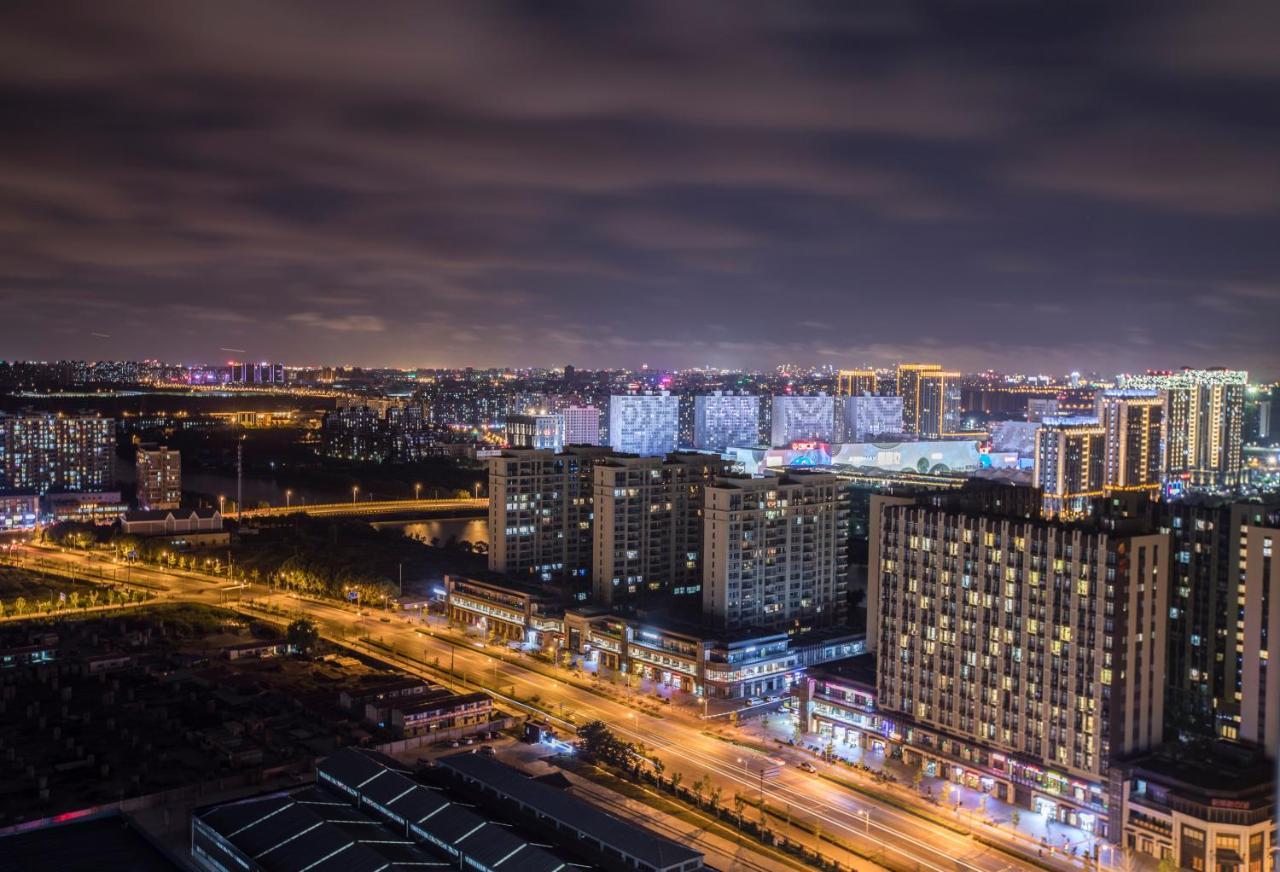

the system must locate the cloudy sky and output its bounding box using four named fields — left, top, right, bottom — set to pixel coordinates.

left=2, top=2, right=1278, bottom=375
